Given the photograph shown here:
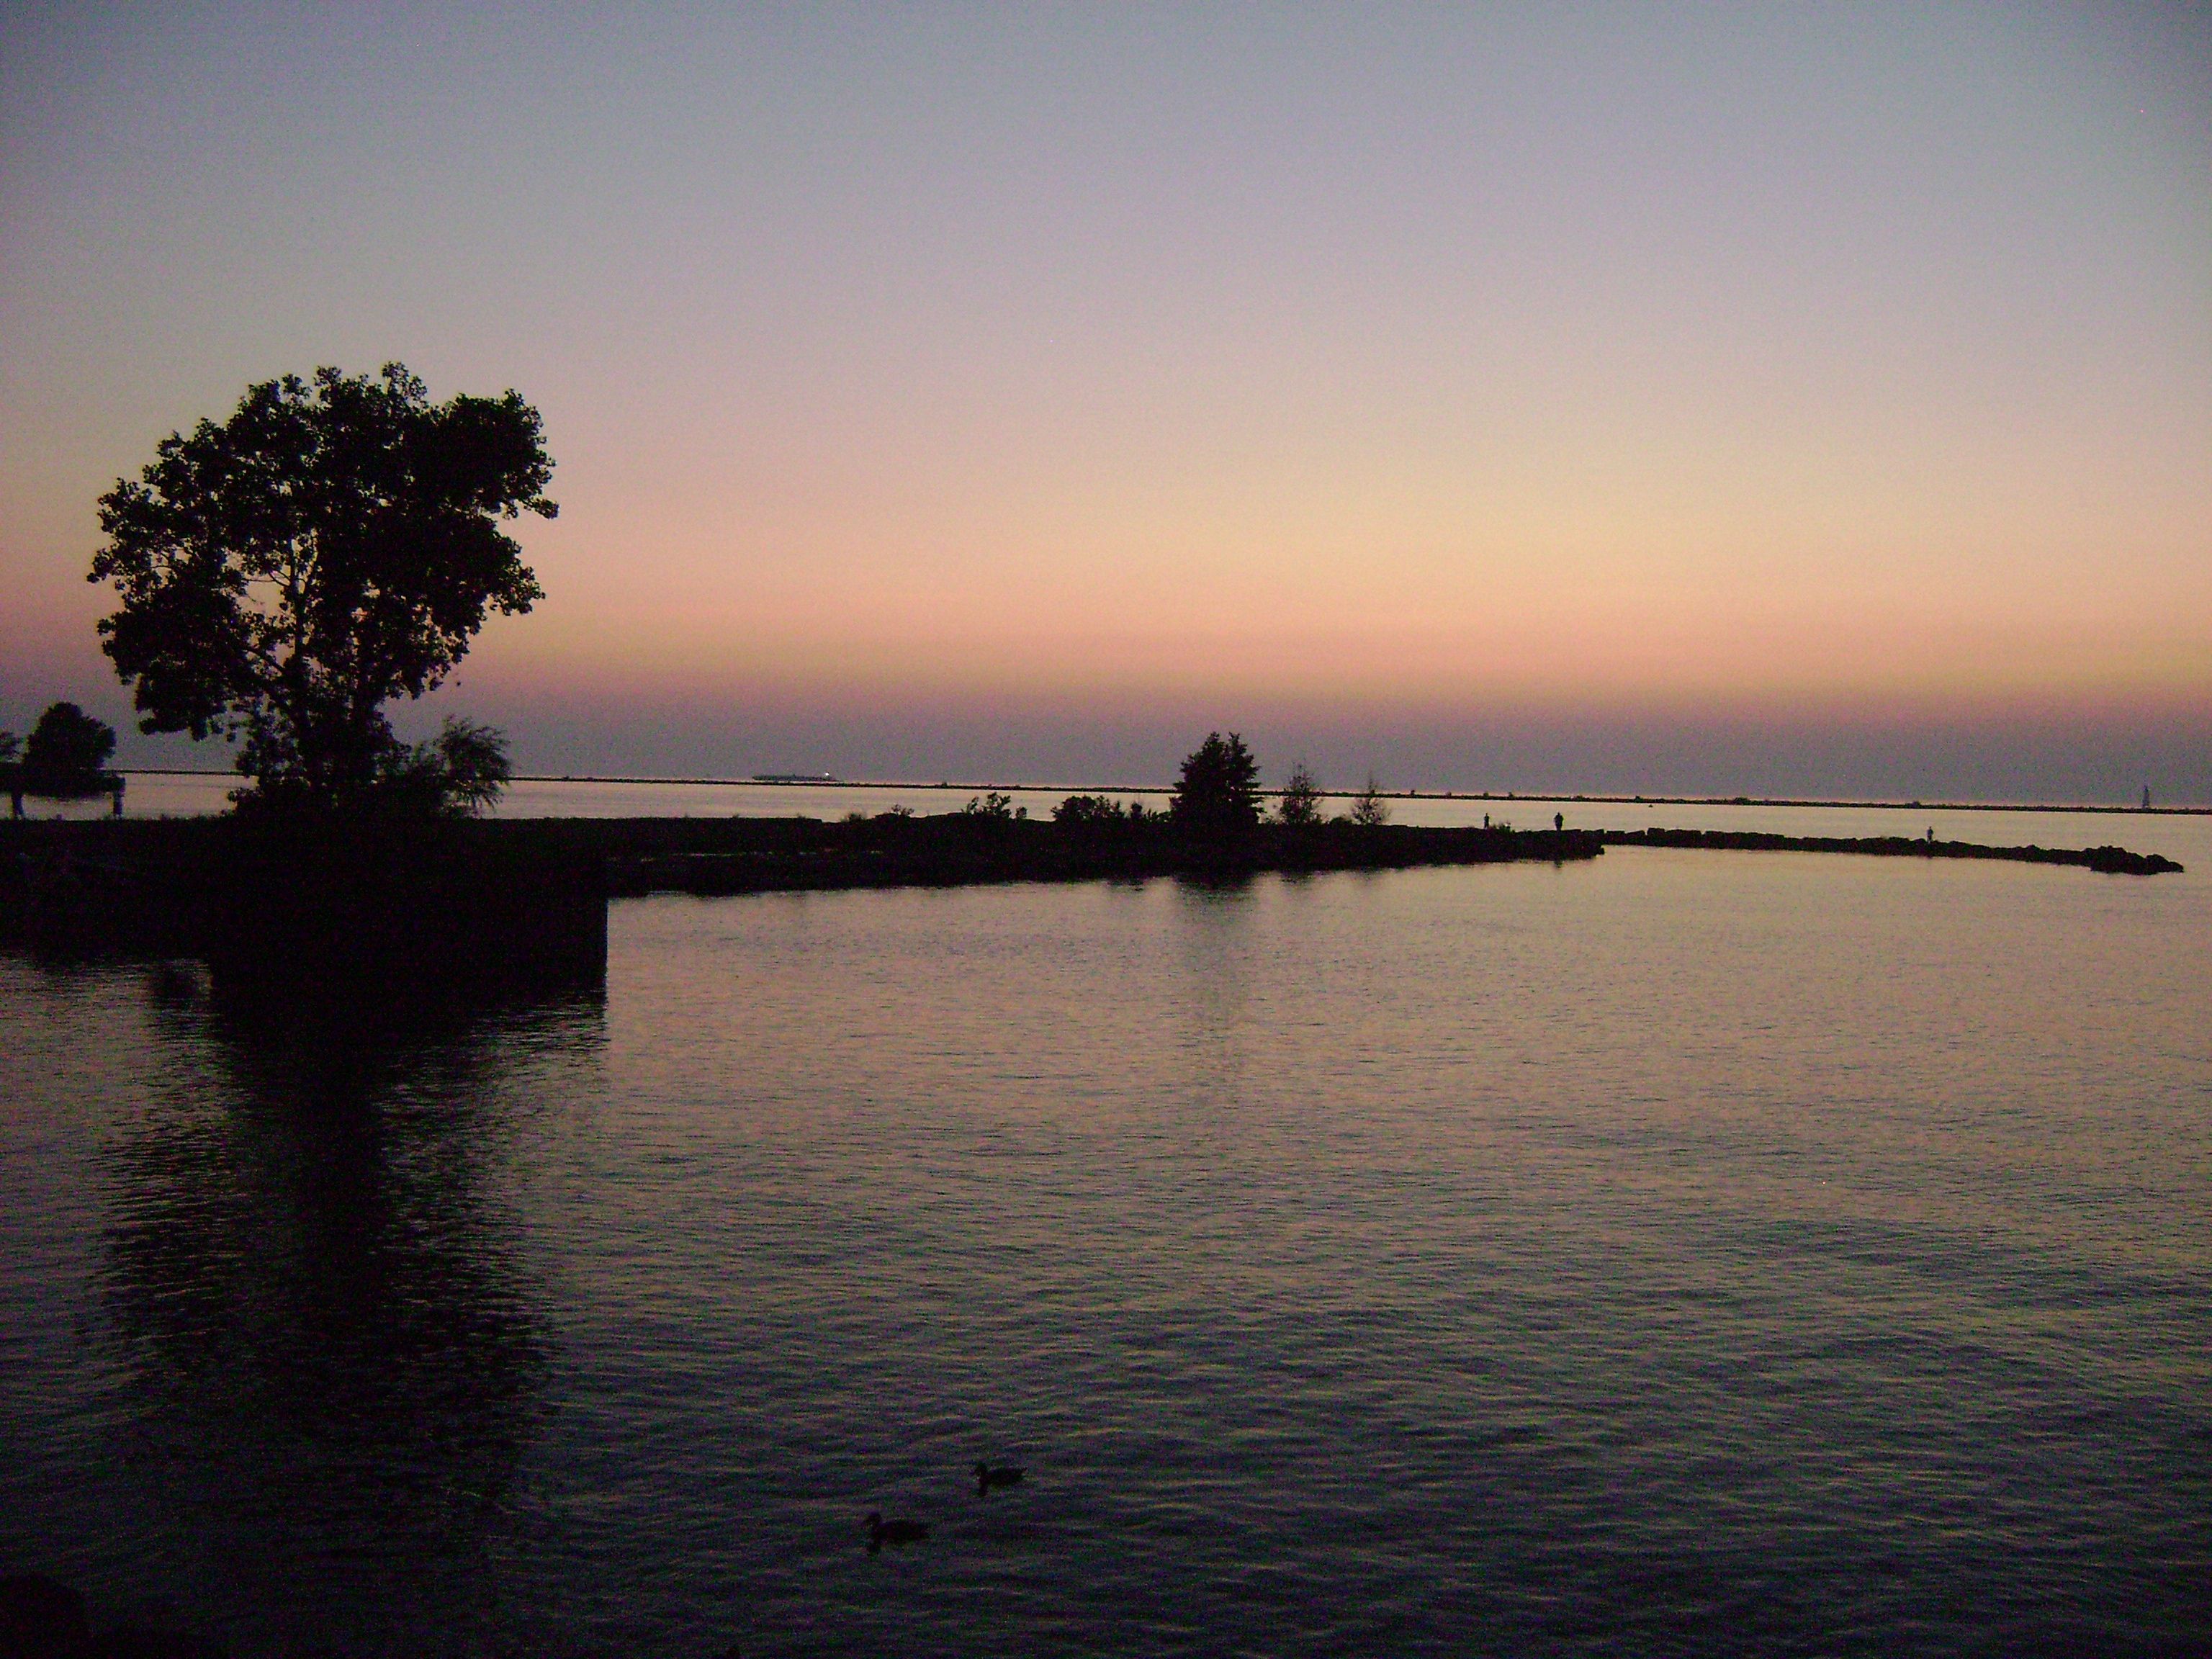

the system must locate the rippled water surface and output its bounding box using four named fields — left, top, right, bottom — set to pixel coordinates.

left=5, top=815, right=2210, bottom=1655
